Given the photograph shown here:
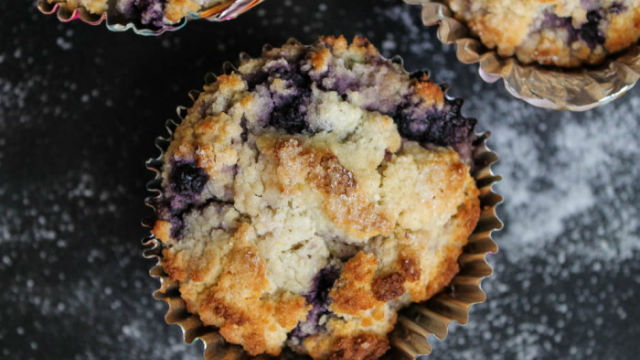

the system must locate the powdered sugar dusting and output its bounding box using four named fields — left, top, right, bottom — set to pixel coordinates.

left=474, top=95, right=640, bottom=261
left=1, top=0, right=639, bottom=359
